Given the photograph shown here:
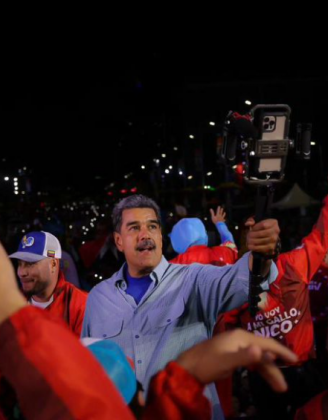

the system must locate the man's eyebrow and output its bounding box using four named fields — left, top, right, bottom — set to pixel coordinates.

left=148, top=219, right=160, bottom=225
left=125, top=221, right=140, bottom=227
left=125, top=219, right=160, bottom=227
